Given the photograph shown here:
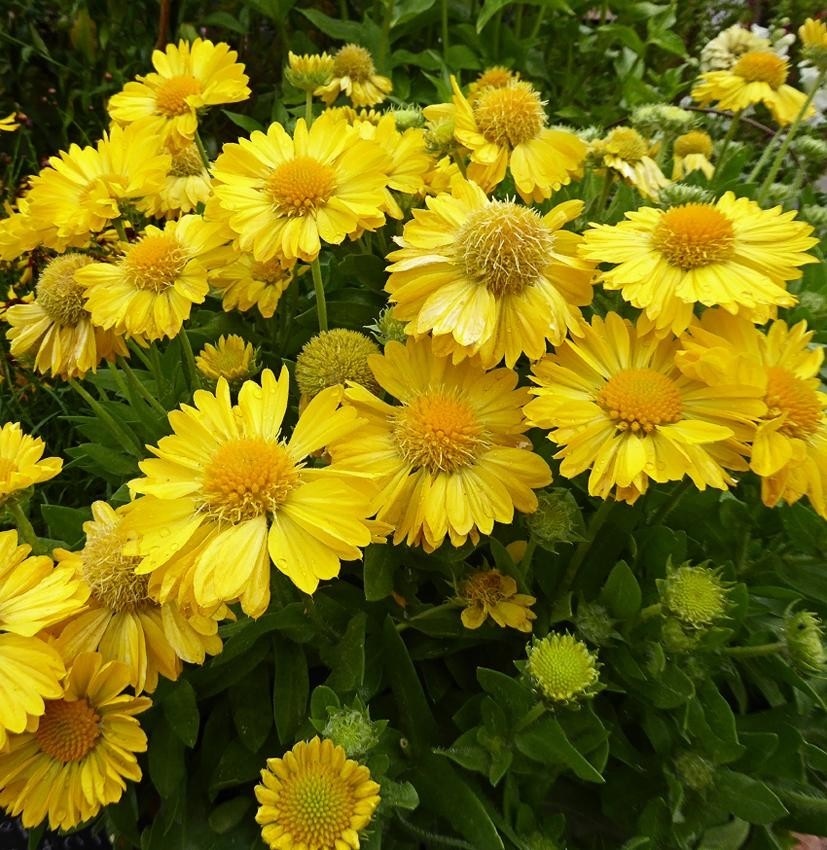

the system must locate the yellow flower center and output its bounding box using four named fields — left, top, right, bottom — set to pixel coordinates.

left=473, top=82, right=546, bottom=147
left=663, top=566, right=728, bottom=626
left=197, top=337, right=254, bottom=382
left=36, top=254, right=93, bottom=326
left=169, top=144, right=206, bottom=177
left=674, top=130, right=714, bottom=158
left=733, top=51, right=788, bottom=89
left=597, top=368, right=683, bottom=433
left=333, top=44, right=375, bottom=82
left=279, top=764, right=355, bottom=847
left=295, top=329, right=380, bottom=398
left=455, top=201, right=553, bottom=297
left=527, top=634, right=599, bottom=703
left=202, top=437, right=300, bottom=522
left=473, top=66, right=517, bottom=92
left=267, top=156, right=337, bottom=216
left=123, top=234, right=187, bottom=292
left=155, top=73, right=202, bottom=117
left=463, top=570, right=508, bottom=606
left=393, top=391, right=487, bottom=474
left=765, top=366, right=822, bottom=438
left=82, top=522, right=150, bottom=612
left=250, top=258, right=290, bottom=283
left=603, top=127, right=649, bottom=161
left=651, top=204, right=735, bottom=270
left=35, top=698, right=101, bottom=763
